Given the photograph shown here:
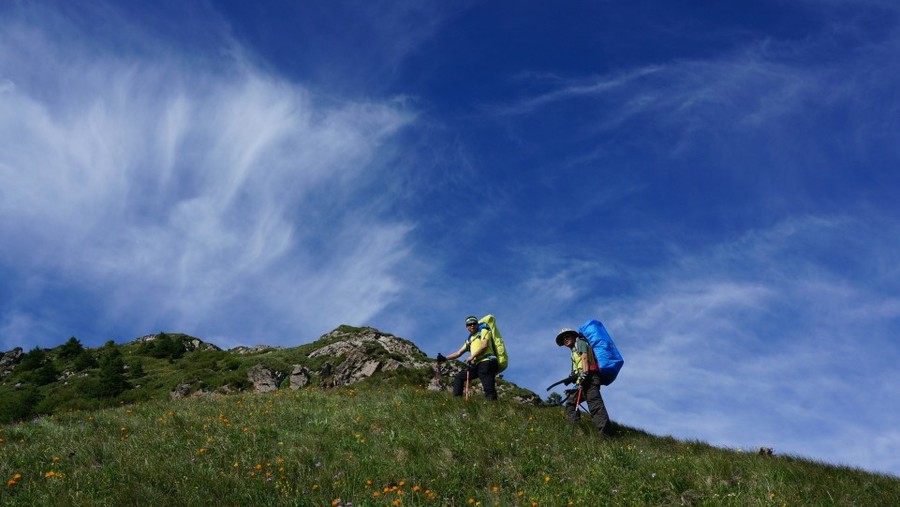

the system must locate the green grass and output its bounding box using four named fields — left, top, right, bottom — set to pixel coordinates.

left=2, top=383, right=897, bottom=506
